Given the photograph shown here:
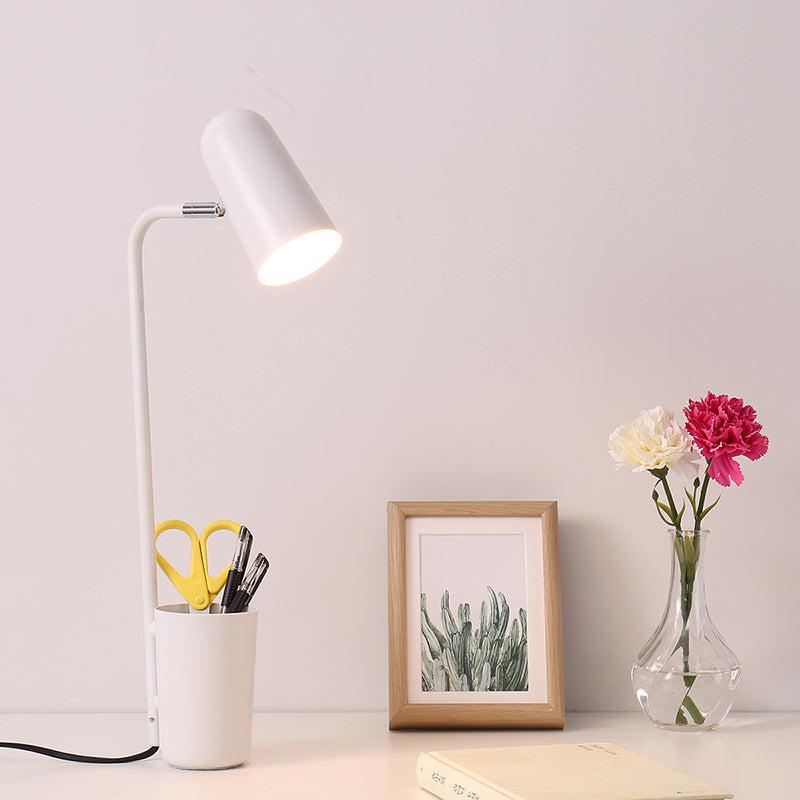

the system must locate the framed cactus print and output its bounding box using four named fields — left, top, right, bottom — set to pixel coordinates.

left=387, top=501, right=564, bottom=729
